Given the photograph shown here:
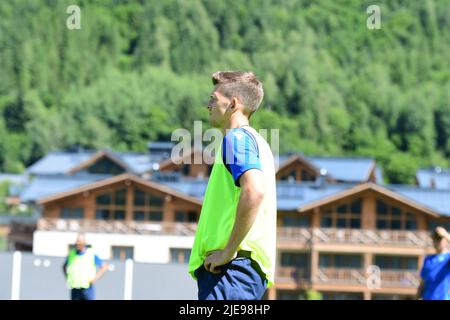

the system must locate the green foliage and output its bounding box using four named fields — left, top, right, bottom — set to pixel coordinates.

left=0, top=181, right=9, bottom=213
left=0, top=236, right=5, bottom=251
left=1, top=0, right=449, bottom=183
